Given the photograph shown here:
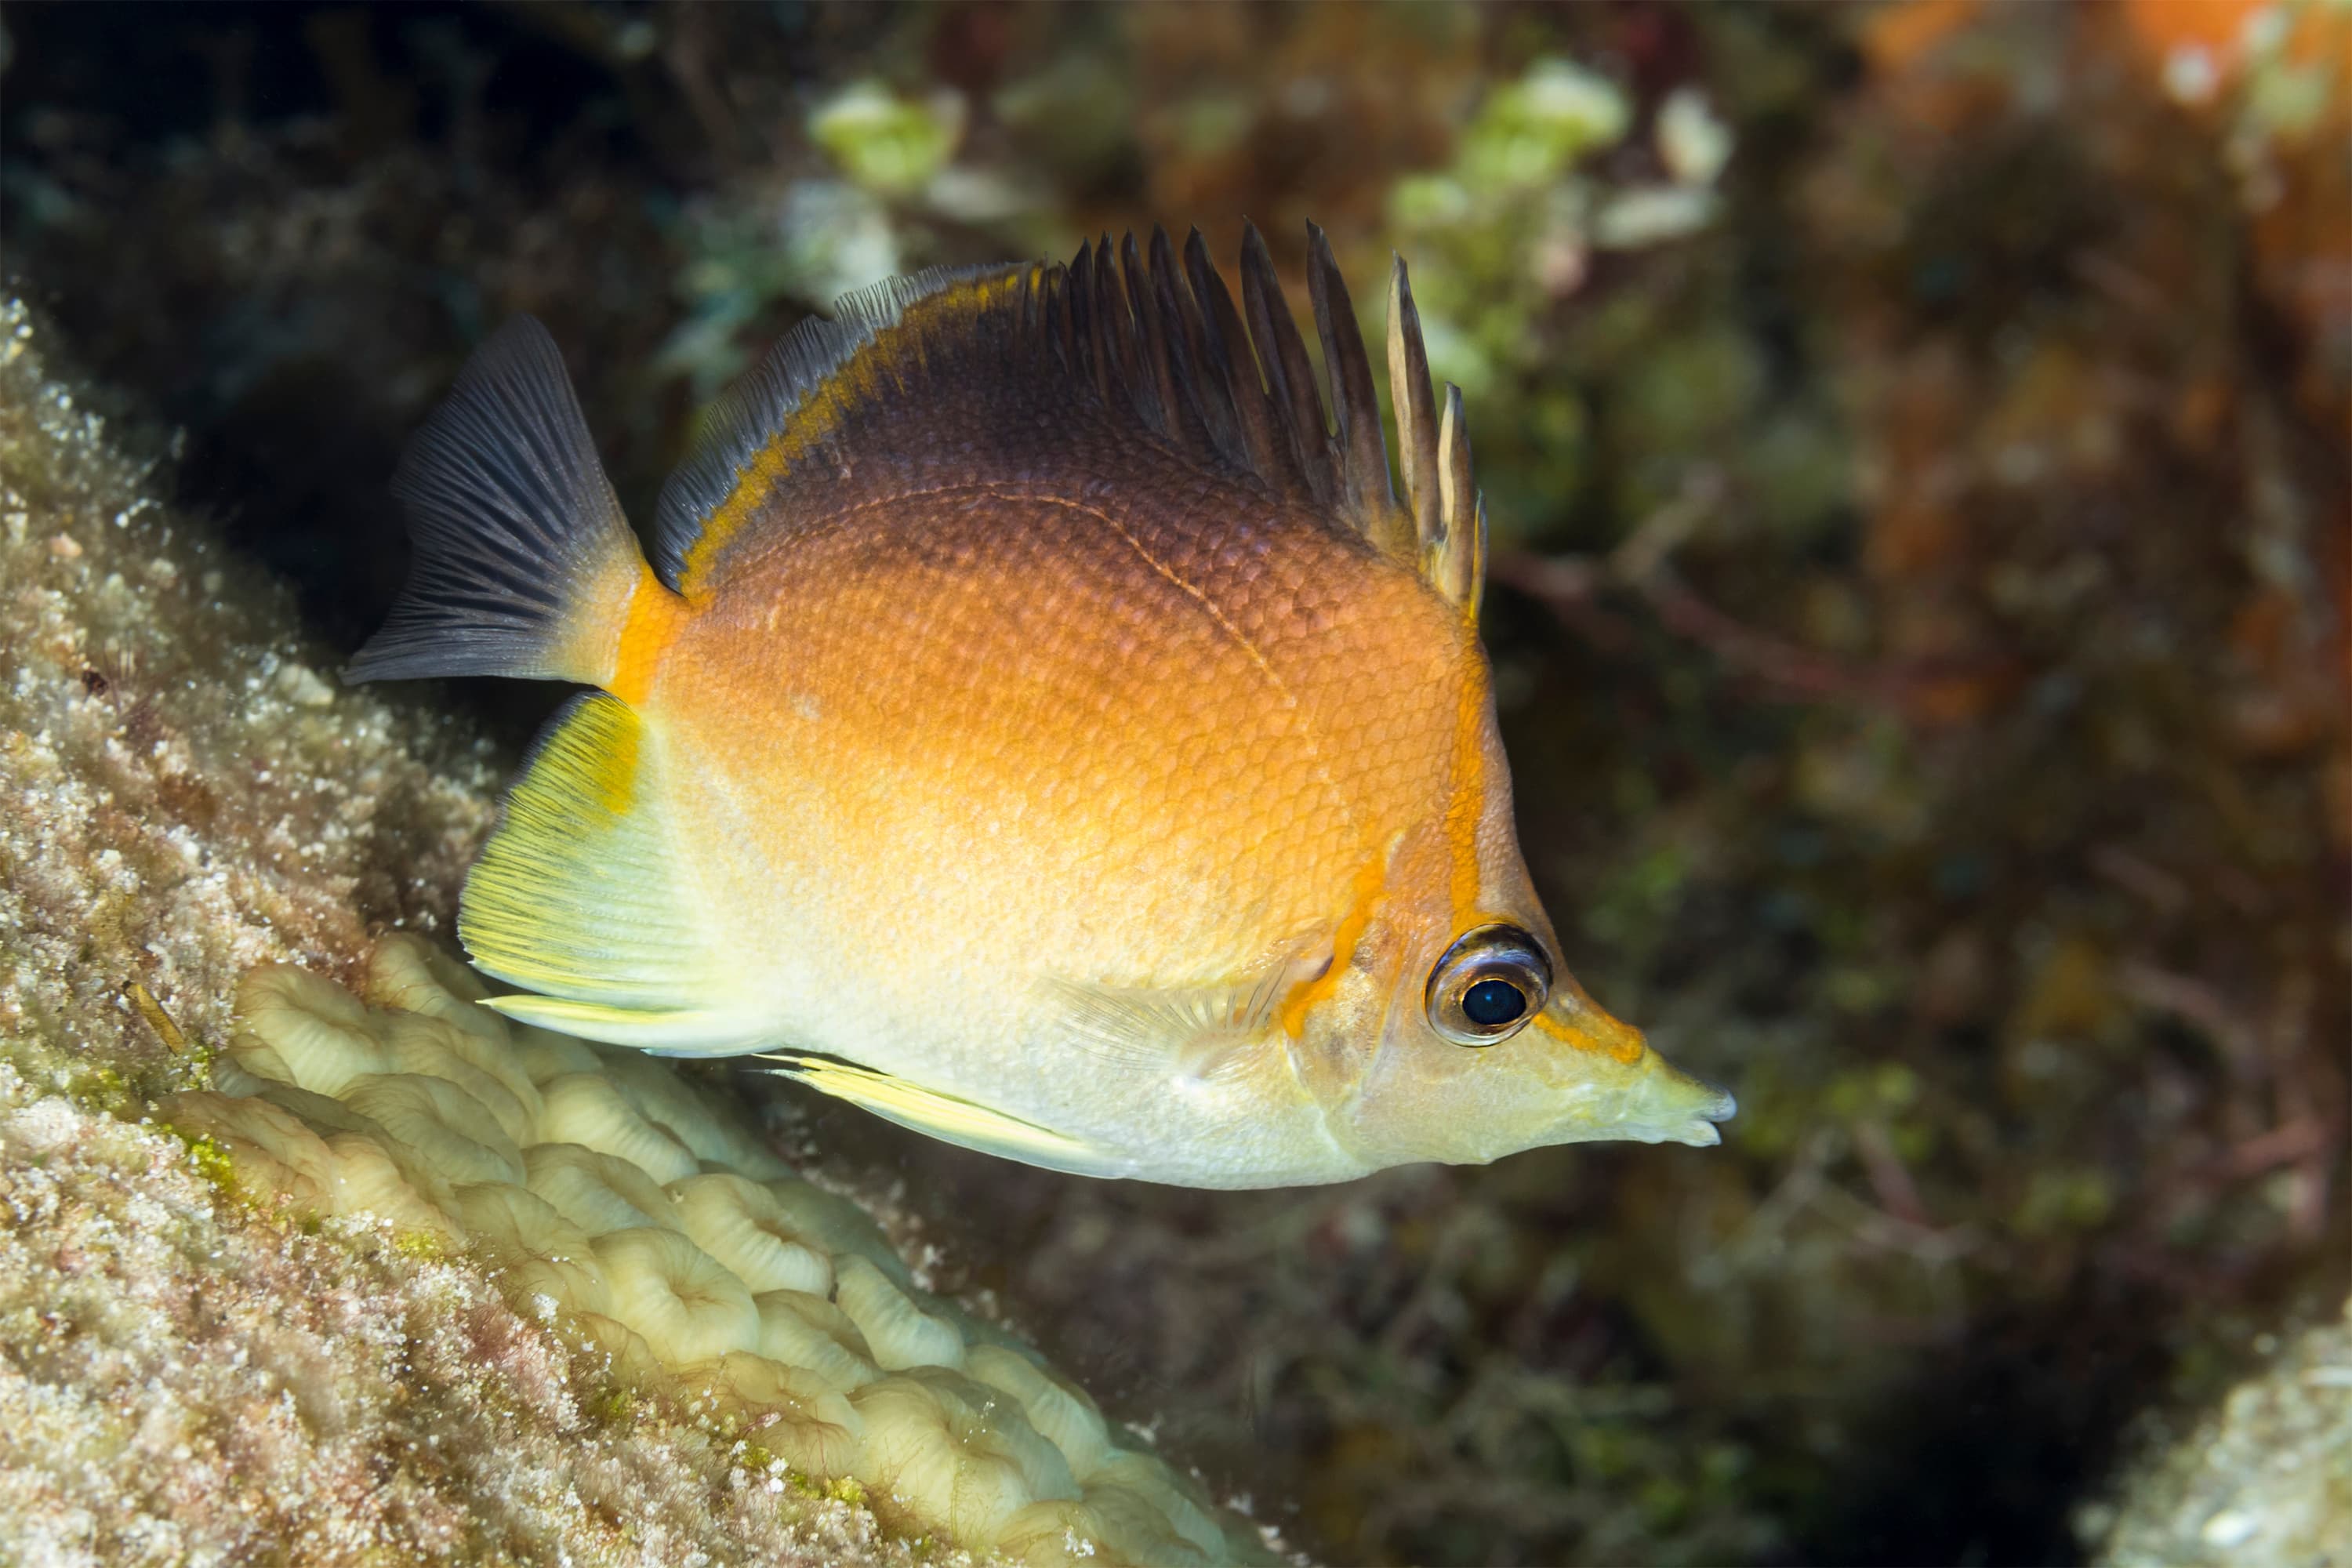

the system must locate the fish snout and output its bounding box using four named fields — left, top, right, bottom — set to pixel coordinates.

left=1615, top=1051, right=1740, bottom=1148
left=1529, top=996, right=1737, bottom=1149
